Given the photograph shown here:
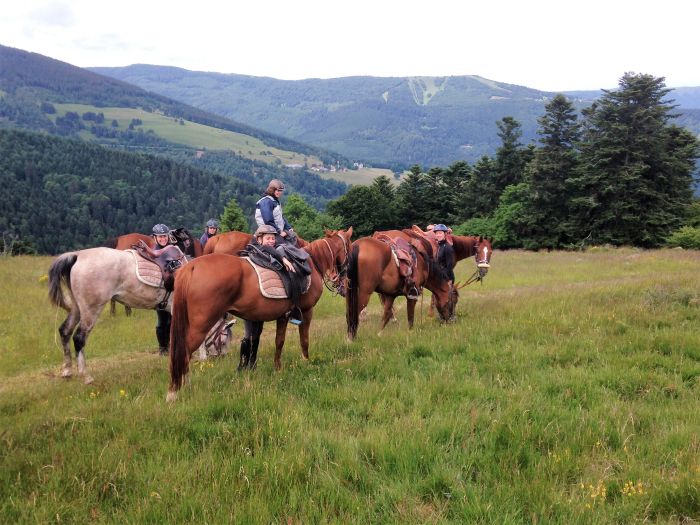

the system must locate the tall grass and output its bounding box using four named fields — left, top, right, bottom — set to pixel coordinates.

left=1, top=249, right=699, bottom=523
